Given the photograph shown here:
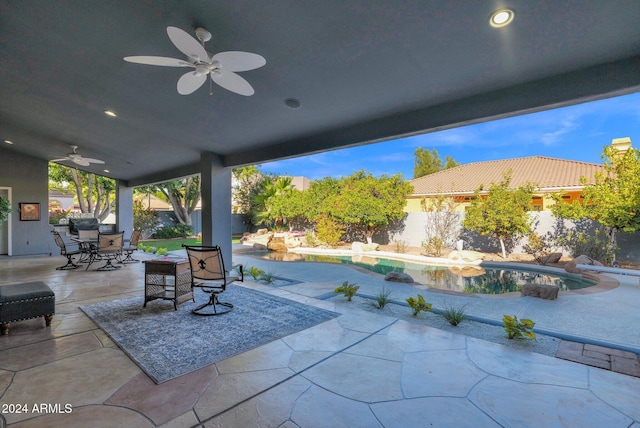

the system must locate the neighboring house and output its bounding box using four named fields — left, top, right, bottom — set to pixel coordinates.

left=406, top=156, right=606, bottom=213
left=48, top=190, right=75, bottom=211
